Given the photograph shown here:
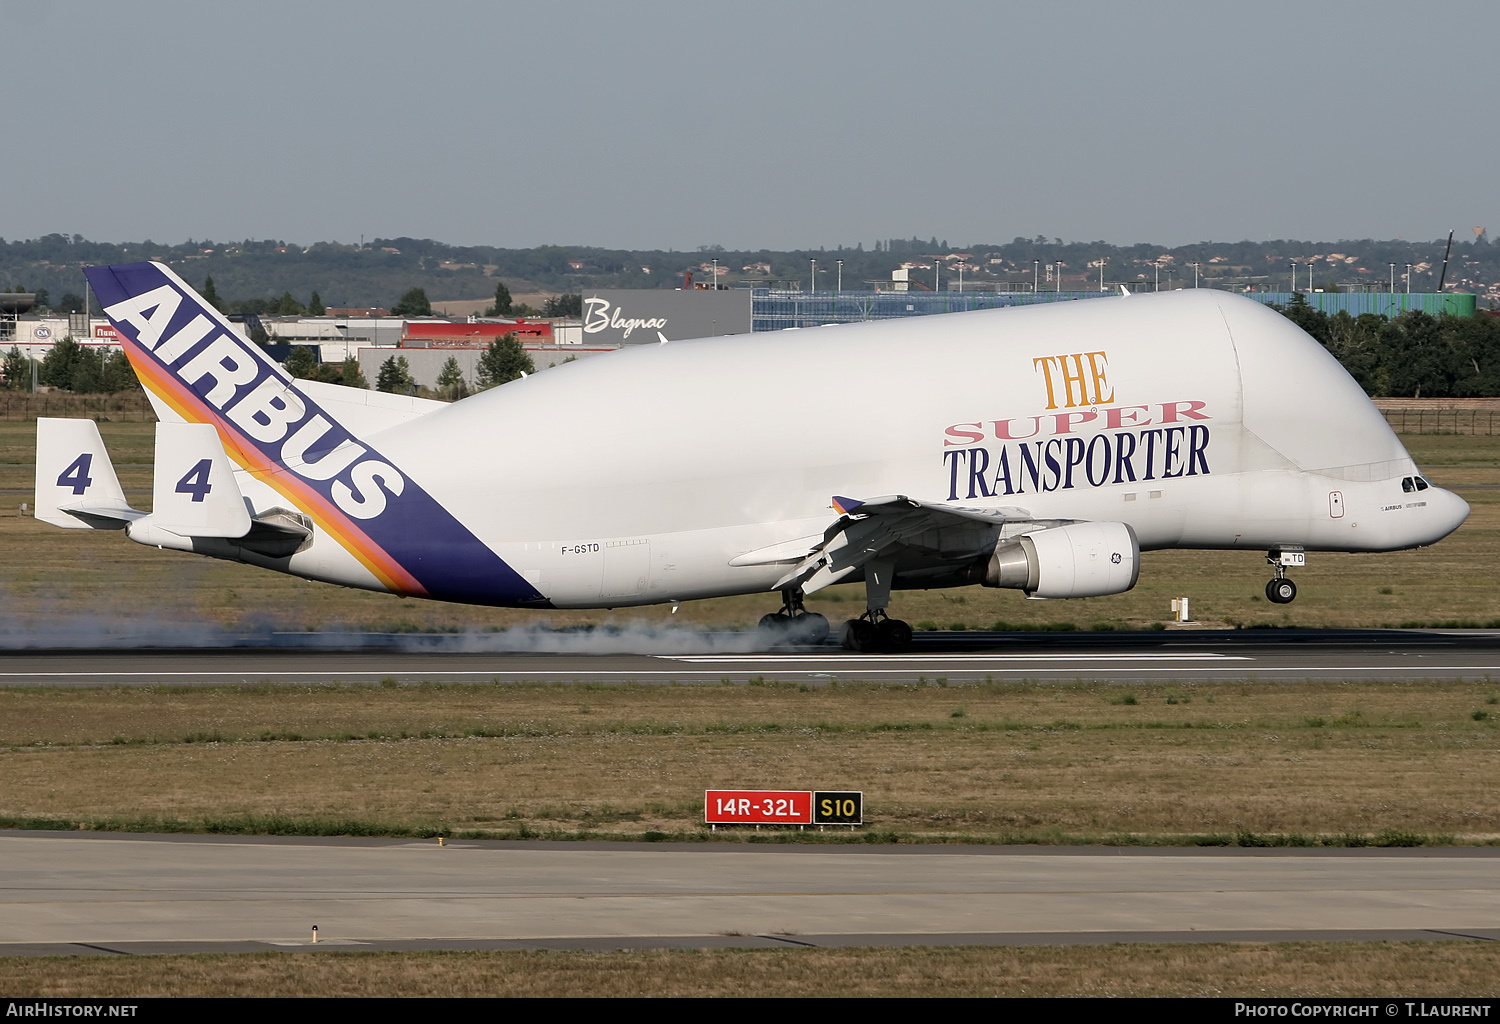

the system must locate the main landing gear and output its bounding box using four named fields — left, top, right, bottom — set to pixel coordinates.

left=839, top=610, right=914, bottom=653
left=1265, top=547, right=1303, bottom=604
left=838, top=555, right=914, bottom=652
left=758, top=588, right=830, bottom=644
